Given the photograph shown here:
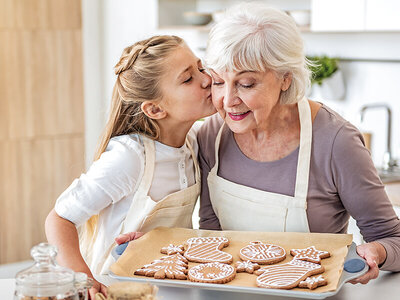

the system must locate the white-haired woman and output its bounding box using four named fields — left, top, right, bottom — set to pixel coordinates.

left=198, top=2, right=400, bottom=284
